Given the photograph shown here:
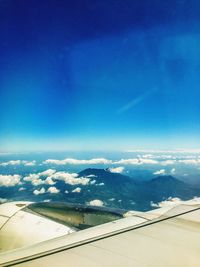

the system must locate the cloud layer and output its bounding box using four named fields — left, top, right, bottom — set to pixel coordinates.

left=153, top=169, right=166, bottom=175
left=72, top=187, right=81, bottom=193
left=50, top=172, right=90, bottom=185
left=88, top=199, right=104, bottom=207
left=151, top=196, right=200, bottom=208
left=108, top=166, right=124, bottom=173
left=43, top=156, right=200, bottom=166
left=23, top=169, right=91, bottom=192
left=43, top=158, right=111, bottom=165
left=0, top=160, right=36, bottom=167
left=0, top=174, right=21, bottom=187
